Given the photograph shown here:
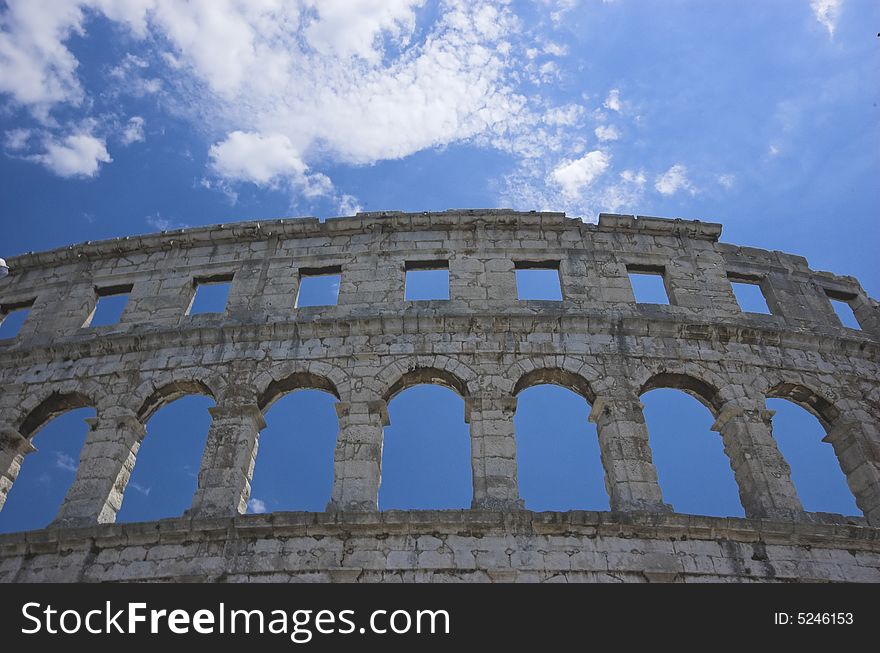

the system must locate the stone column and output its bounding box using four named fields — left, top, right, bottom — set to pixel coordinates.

left=589, top=396, right=670, bottom=512
left=711, top=401, right=804, bottom=520
left=467, top=395, right=523, bottom=510
left=327, top=399, right=386, bottom=511
left=189, top=402, right=266, bottom=517
left=0, top=428, right=36, bottom=512
left=823, top=419, right=880, bottom=527
left=53, top=408, right=146, bottom=527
